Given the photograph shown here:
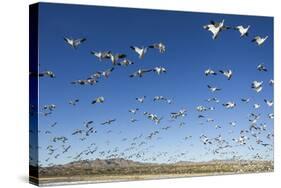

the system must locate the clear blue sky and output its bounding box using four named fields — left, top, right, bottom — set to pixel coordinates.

left=31, top=3, right=273, bottom=166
